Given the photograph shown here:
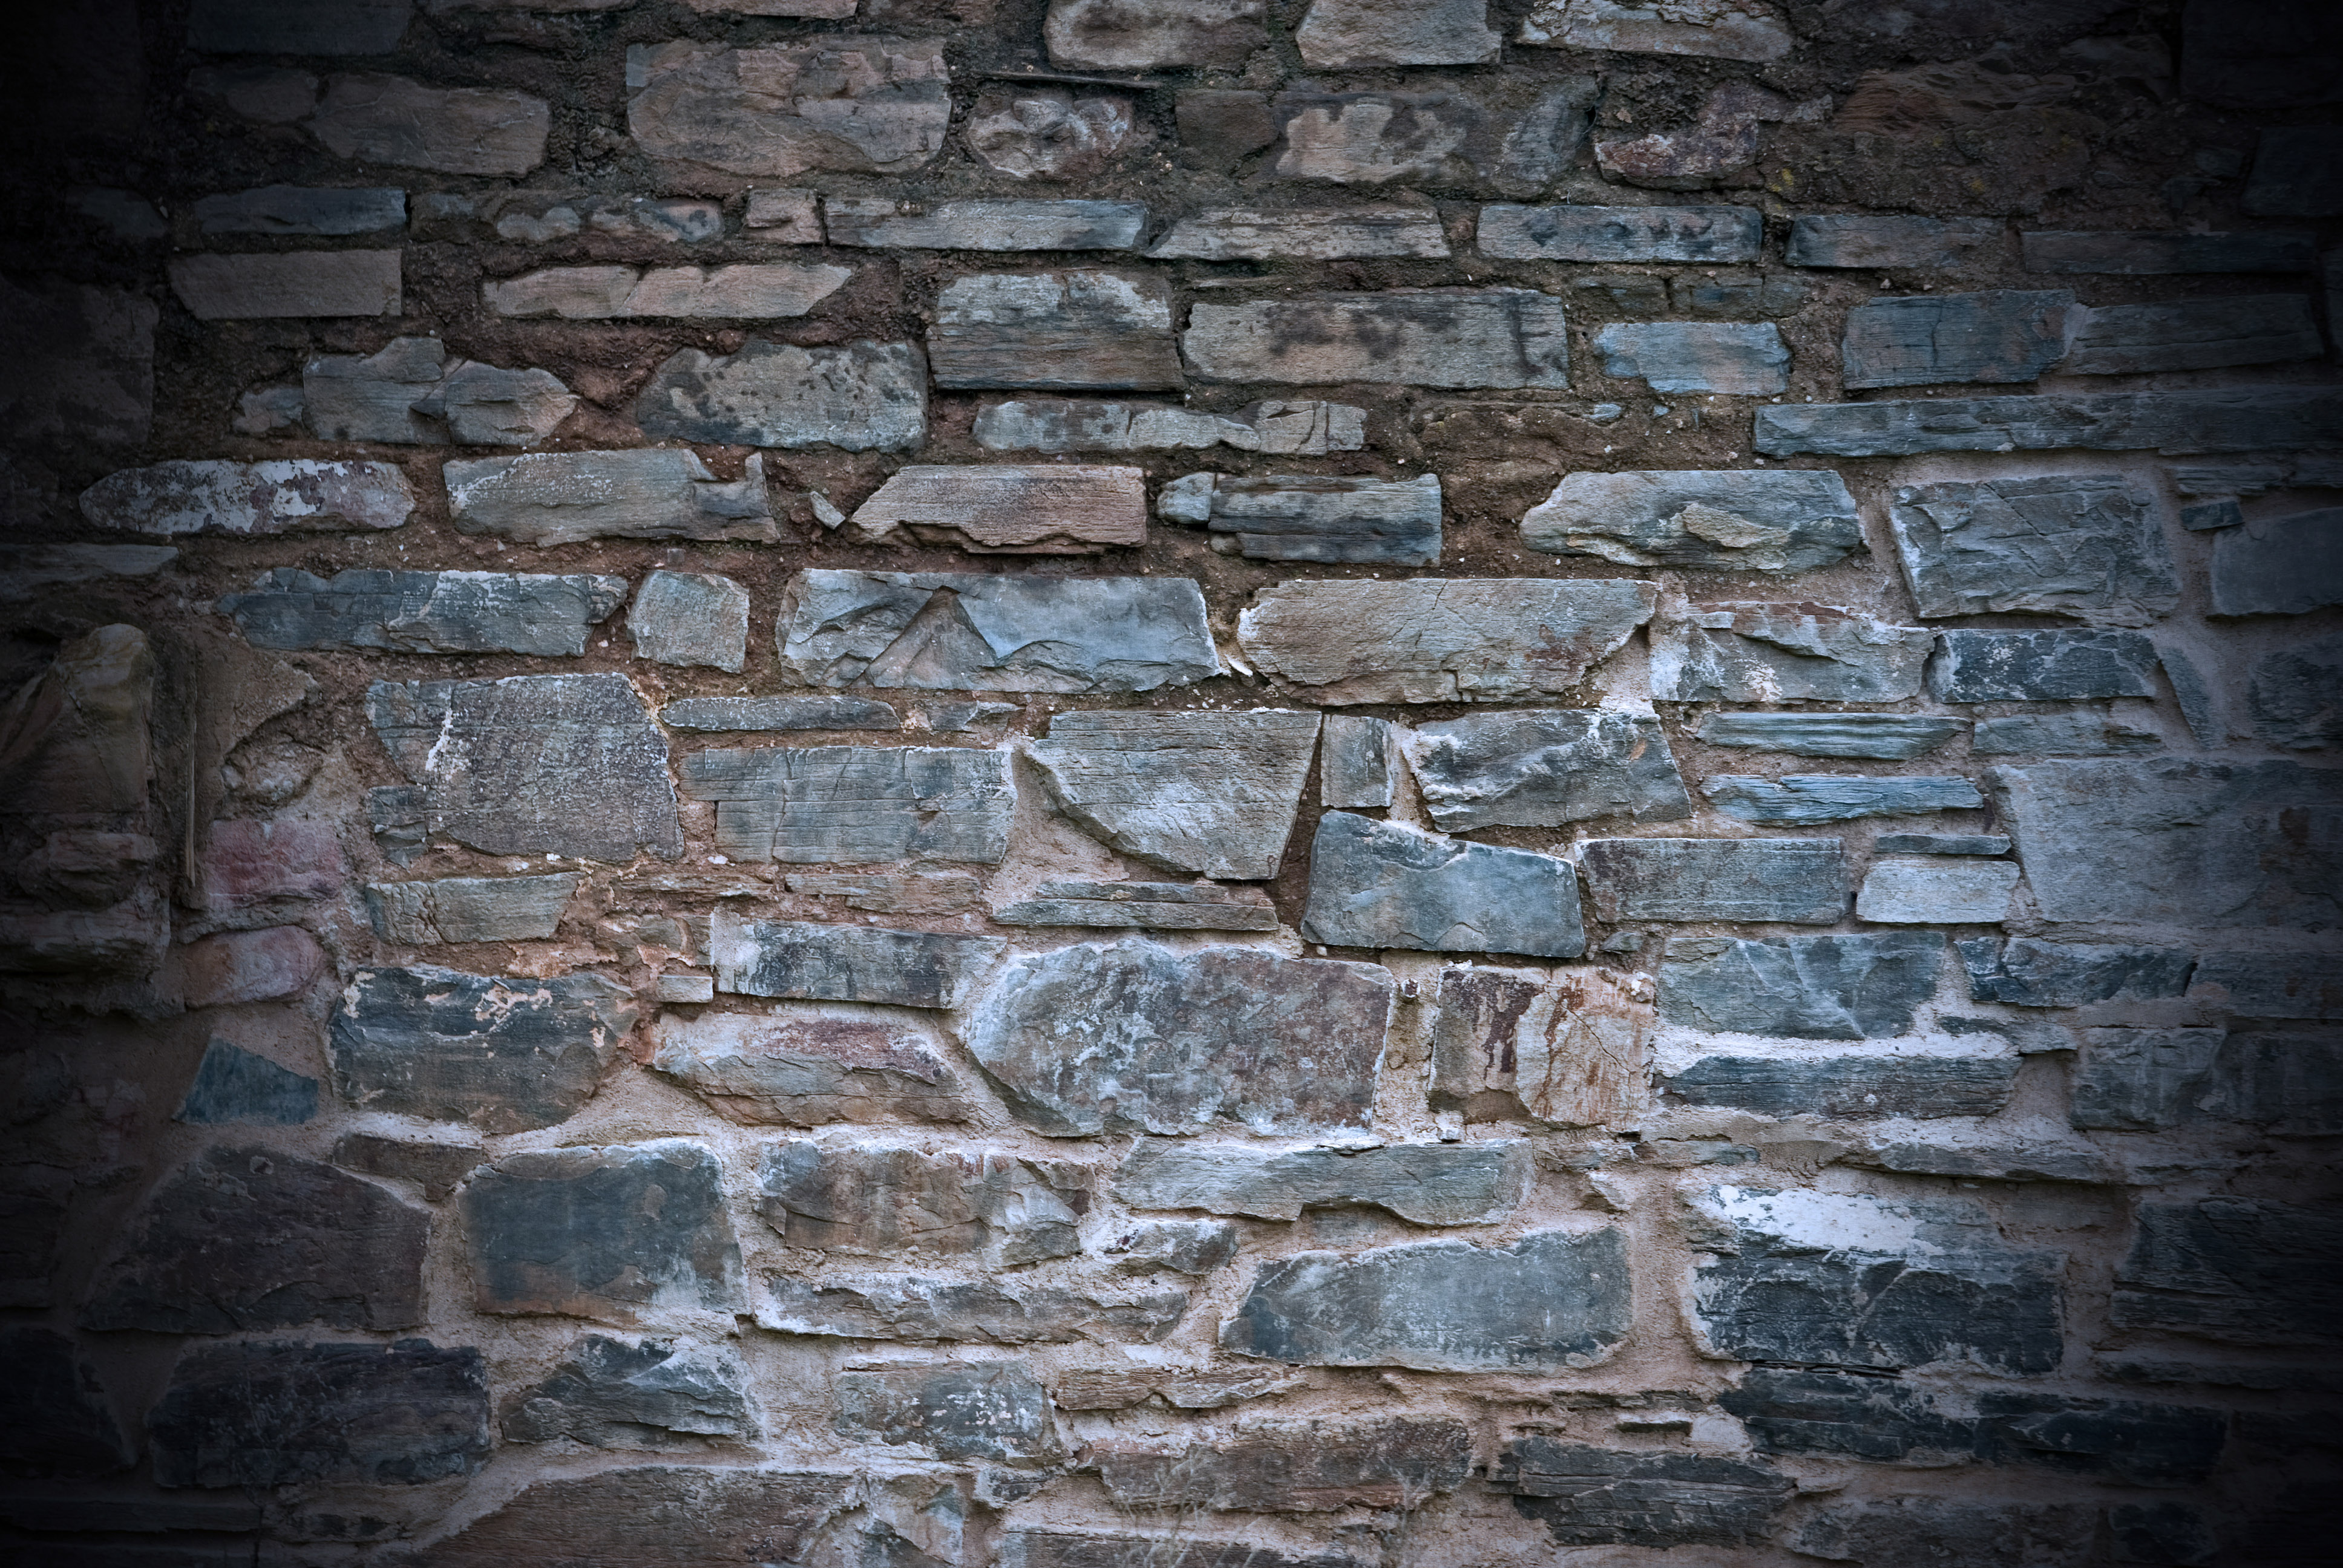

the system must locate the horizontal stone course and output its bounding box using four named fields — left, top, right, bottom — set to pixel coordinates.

left=1659, top=932, right=1942, bottom=1039
left=1115, top=1138, right=1531, bottom=1224
left=1303, top=811, right=1587, bottom=958
left=1581, top=838, right=1847, bottom=924
left=1478, top=203, right=1761, bottom=262
left=1522, top=468, right=1860, bottom=573
left=1757, top=388, right=2343, bottom=457
left=168, top=250, right=402, bottom=319
left=1185, top=289, right=1570, bottom=388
